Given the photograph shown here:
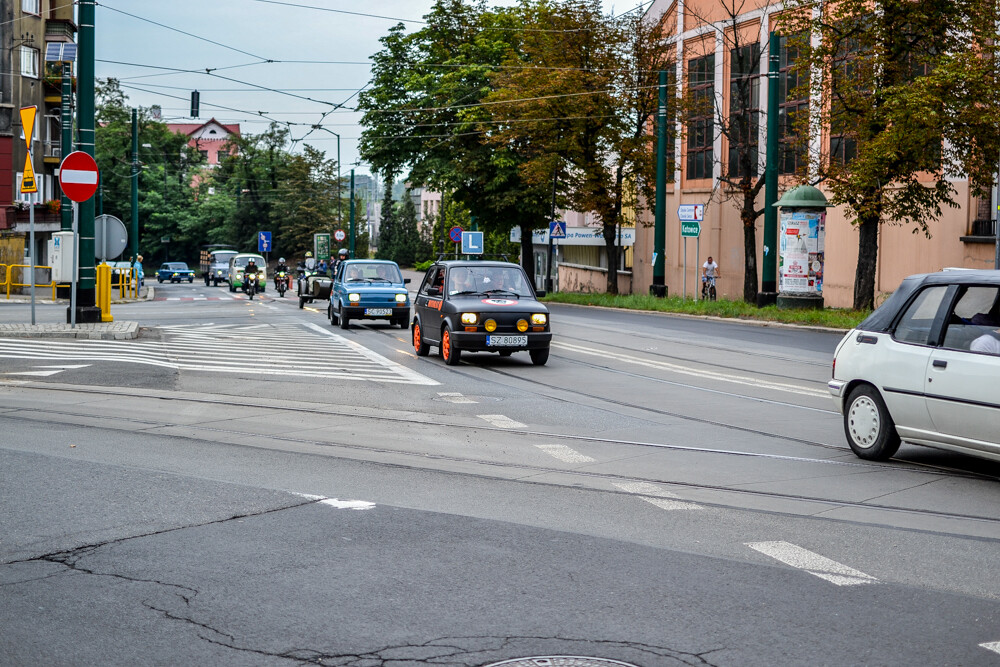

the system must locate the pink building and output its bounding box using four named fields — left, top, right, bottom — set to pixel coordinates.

left=166, top=118, right=240, bottom=167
